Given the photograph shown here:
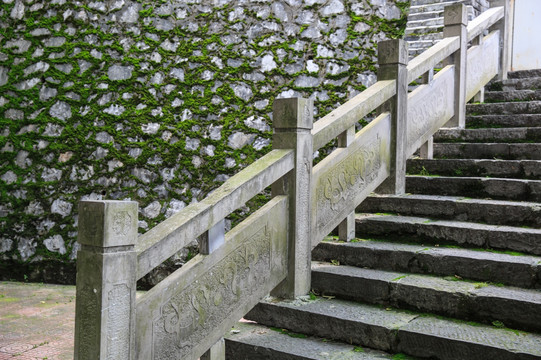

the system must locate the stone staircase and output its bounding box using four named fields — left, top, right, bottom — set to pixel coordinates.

left=224, top=71, right=541, bottom=358
left=406, top=0, right=487, bottom=58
